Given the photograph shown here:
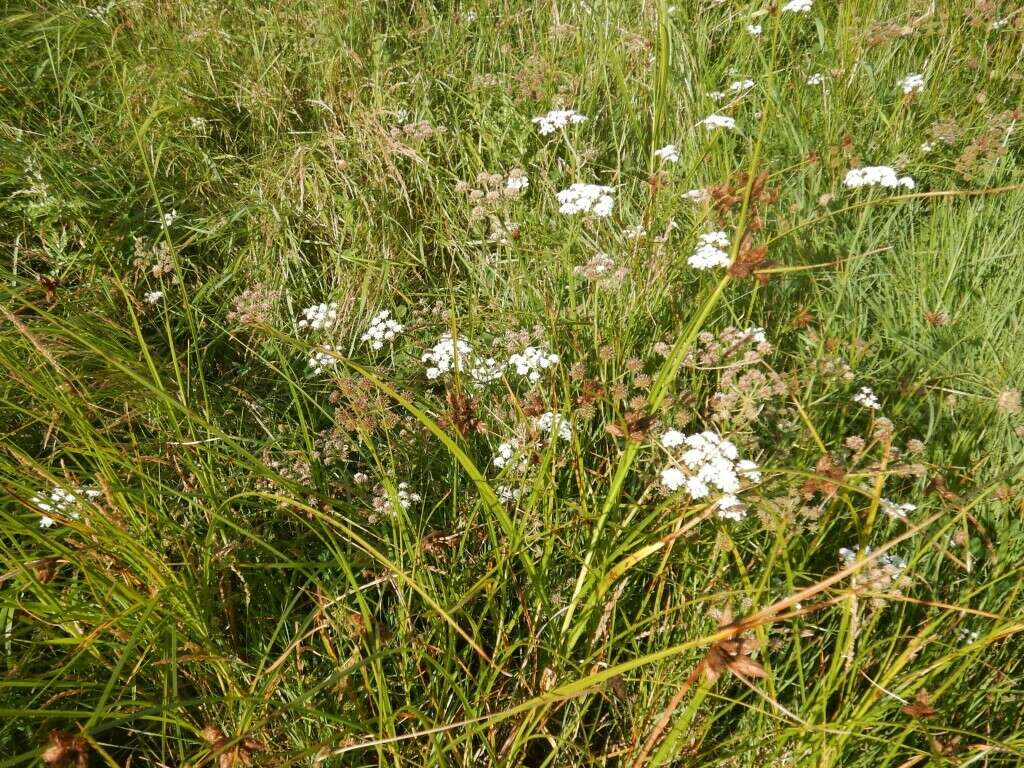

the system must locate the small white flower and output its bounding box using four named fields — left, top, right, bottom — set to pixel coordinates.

left=881, top=499, right=916, bottom=520
left=743, top=326, right=767, bottom=344
left=162, top=209, right=177, bottom=227
left=624, top=225, right=646, bottom=239
left=298, top=302, right=339, bottom=331
left=897, top=73, right=925, bottom=95
left=843, top=166, right=915, bottom=190
left=497, top=484, right=521, bottom=503
left=422, top=334, right=502, bottom=385
left=920, top=141, right=934, bottom=153
left=508, top=346, right=560, bottom=383
left=505, top=170, right=529, bottom=191
left=658, top=430, right=759, bottom=517
left=556, top=183, right=615, bottom=217
left=688, top=231, right=731, bottom=270
left=361, top=309, right=404, bottom=350
left=806, top=73, right=824, bottom=86
left=536, top=412, right=571, bottom=441
left=532, top=109, right=588, bottom=135
left=144, top=291, right=163, bottom=304
left=746, top=24, right=762, bottom=36
left=493, top=439, right=521, bottom=469
left=728, top=79, right=755, bottom=94
left=660, top=429, right=687, bottom=448
left=992, top=17, right=1009, bottom=30
left=308, top=345, right=342, bottom=375
left=660, top=467, right=686, bottom=491
left=957, top=627, right=980, bottom=644
left=31, top=484, right=95, bottom=528
left=708, top=90, right=726, bottom=101
left=781, top=0, right=812, bottom=12
left=702, top=114, right=736, bottom=131
left=717, top=495, right=747, bottom=521
left=852, top=386, right=882, bottom=410
left=654, top=144, right=680, bottom=163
